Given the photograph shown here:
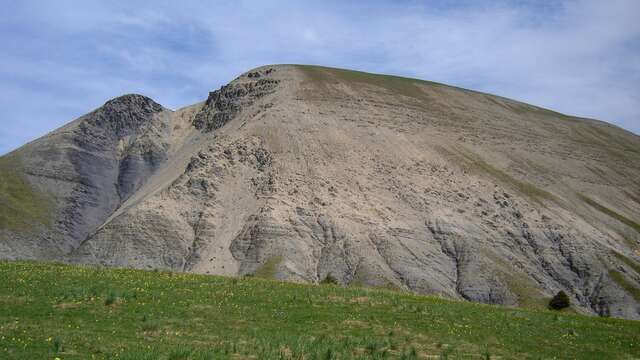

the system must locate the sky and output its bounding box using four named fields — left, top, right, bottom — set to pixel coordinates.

left=0, top=0, right=639, bottom=155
